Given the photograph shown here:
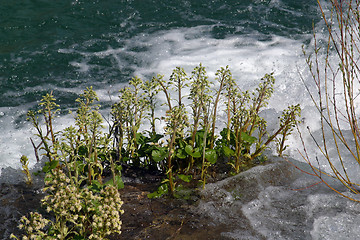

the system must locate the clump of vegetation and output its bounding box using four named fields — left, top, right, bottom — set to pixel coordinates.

left=300, top=0, right=360, bottom=201
left=20, top=155, right=32, bottom=185
left=13, top=64, right=301, bottom=238
left=111, top=64, right=301, bottom=197
left=12, top=88, right=124, bottom=239
left=11, top=169, right=123, bottom=240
